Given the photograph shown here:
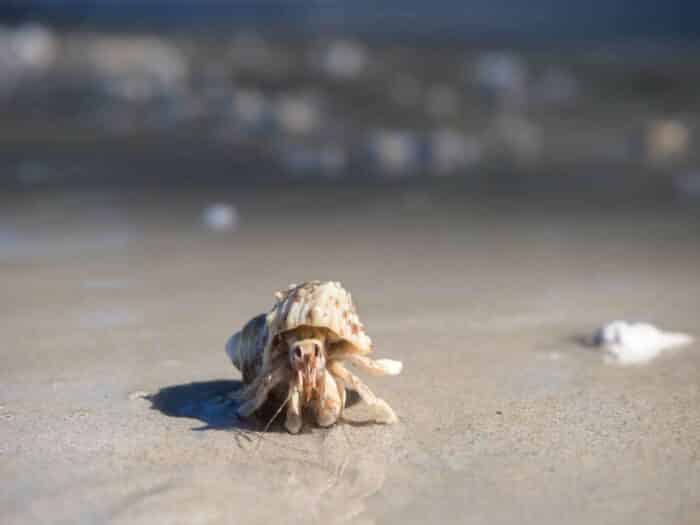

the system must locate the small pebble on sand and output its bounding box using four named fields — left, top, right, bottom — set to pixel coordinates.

left=202, top=203, right=239, bottom=232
